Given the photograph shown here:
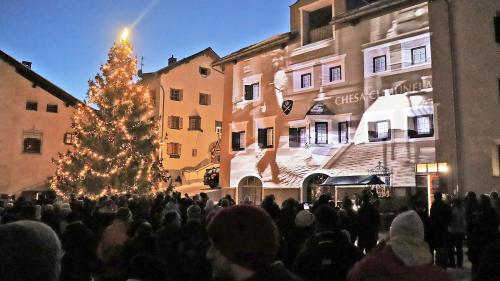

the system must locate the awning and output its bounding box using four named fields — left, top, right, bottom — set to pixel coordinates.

left=320, top=175, right=385, bottom=186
